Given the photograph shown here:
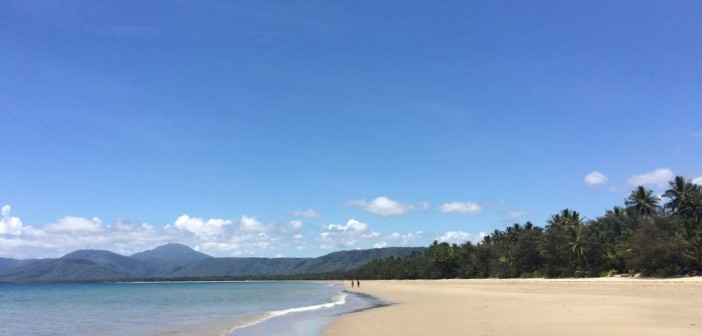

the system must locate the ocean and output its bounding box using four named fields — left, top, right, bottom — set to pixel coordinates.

left=0, top=281, right=383, bottom=336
